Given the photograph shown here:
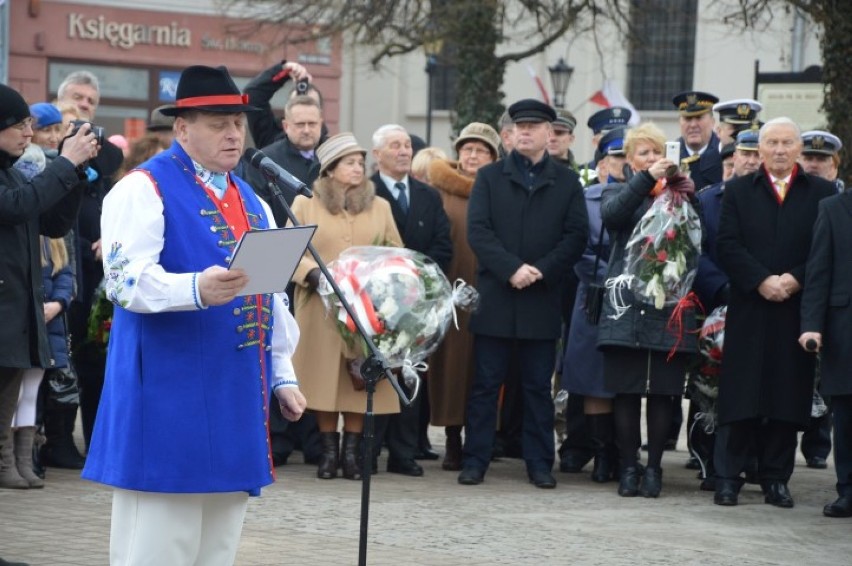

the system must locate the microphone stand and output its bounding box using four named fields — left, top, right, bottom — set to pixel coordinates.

left=260, top=176, right=413, bottom=566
